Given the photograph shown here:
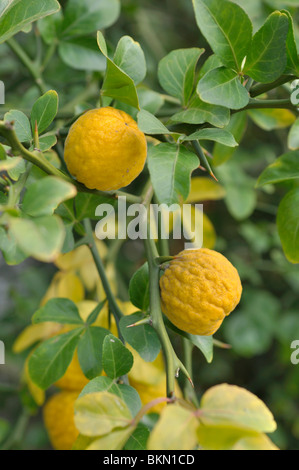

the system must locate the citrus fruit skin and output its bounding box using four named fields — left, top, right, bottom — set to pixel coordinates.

left=64, top=107, right=147, bottom=191
left=43, top=391, right=79, bottom=450
left=159, top=248, right=242, bottom=336
left=54, top=351, right=89, bottom=391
